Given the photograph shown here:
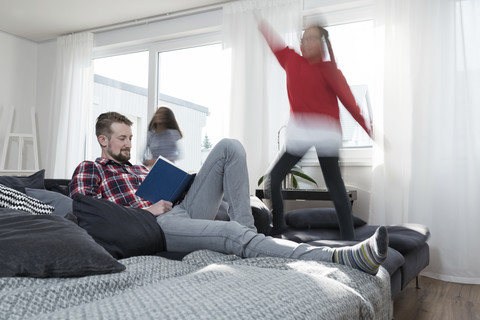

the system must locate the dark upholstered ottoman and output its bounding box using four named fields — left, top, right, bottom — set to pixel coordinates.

left=281, top=207, right=431, bottom=300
